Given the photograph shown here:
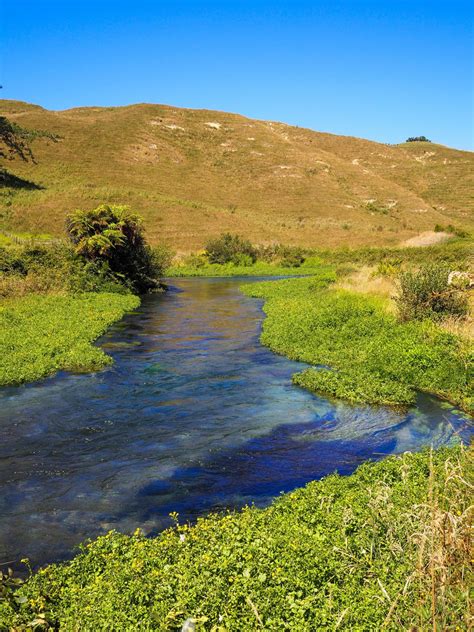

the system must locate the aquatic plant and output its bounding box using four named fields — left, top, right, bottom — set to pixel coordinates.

left=242, top=276, right=473, bottom=411
left=0, top=292, right=139, bottom=385
left=1, top=446, right=470, bottom=630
